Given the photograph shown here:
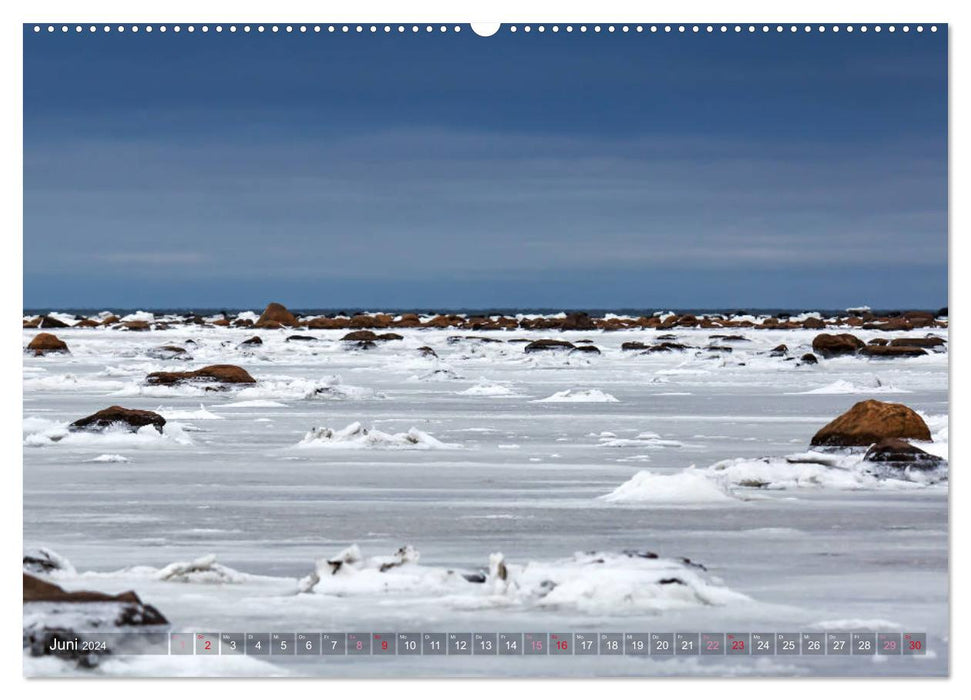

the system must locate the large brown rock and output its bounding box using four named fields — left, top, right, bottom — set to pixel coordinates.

left=23, top=573, right=167, bottom=625
left=341, top=330, right=403, bottom=342
left=38, top=315, right=69, bottom=329
left=70, top=406, right=166, bottom=434
left=810, top=399, right=931, bottom=447
left=860, top=344, right=927, bottom=358
left=811, top=333, right=865, bottom=358
left=394, top=313, right=423, bottom=328
left=862, top=318, right=913, bottom=332
left=524, top=339, right=575, bottom=353
left=146, top=364, right=256, bottom=386
left=255, top=302, right=297, bottom=328
left=890, top=337, right=946, bottom=349
left=560, top=312, right=597, bottom=331
left=26, top=333, right=70, bottom=356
